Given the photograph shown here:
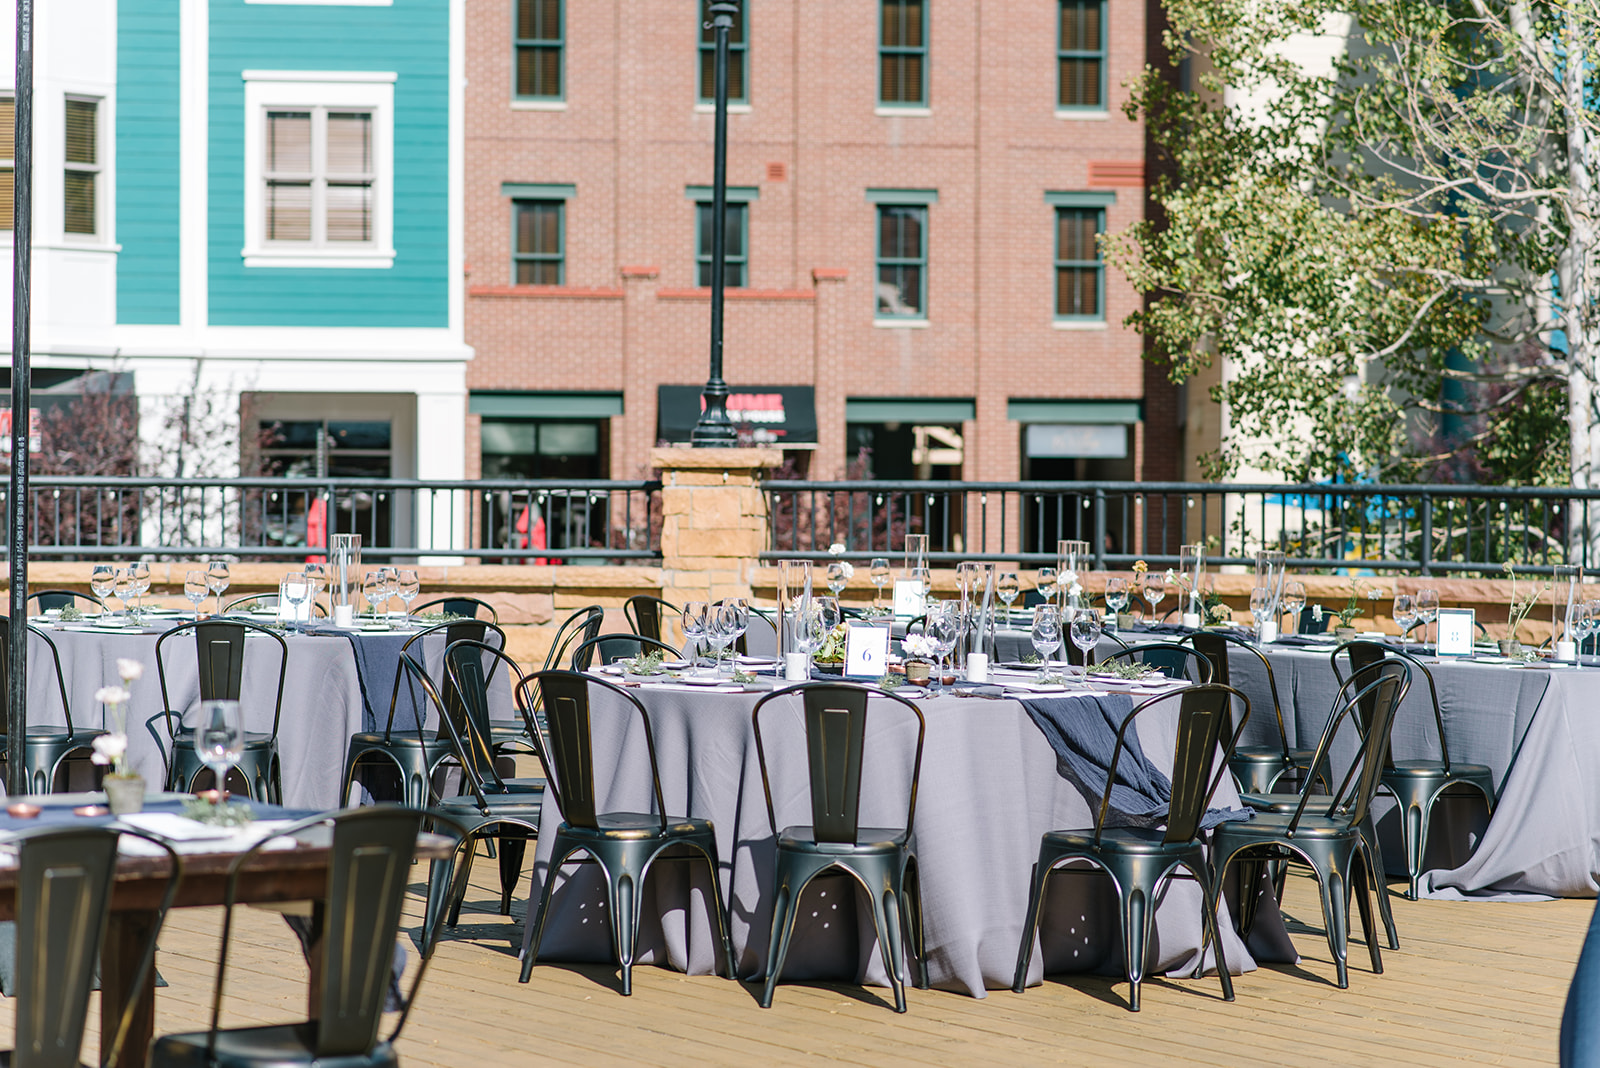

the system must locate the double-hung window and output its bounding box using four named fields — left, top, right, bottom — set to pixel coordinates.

left=875, top=205, right=927, bottom=319
left=1058, top=0, right=1106, bottom=110
left=64, top=98, right=100, bottom=236
left=0, top=96, right=13, bottom=230
left=1054, top=206, right=1104, bottom=319
left=513, top=200, right=564, bottom=284
left=264, top=108, right=374, bottom=244
left=515, top=0, right=563, bottom=100
left=698, top=0, right=747, bottom=104
left=879, top=0, right=927, bottom=107
left=694, top=201, right=747, bottom=287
